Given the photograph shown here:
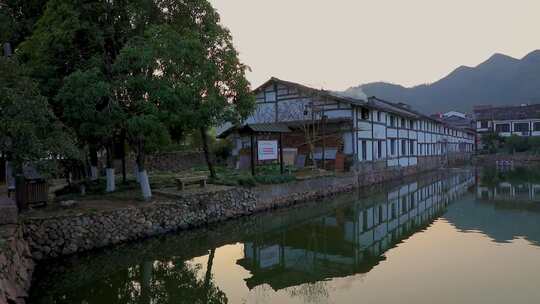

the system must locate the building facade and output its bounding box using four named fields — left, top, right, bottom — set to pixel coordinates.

left=474, top=104, right=540, bottom=138
left=219, top=77, right=475, bottom=170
